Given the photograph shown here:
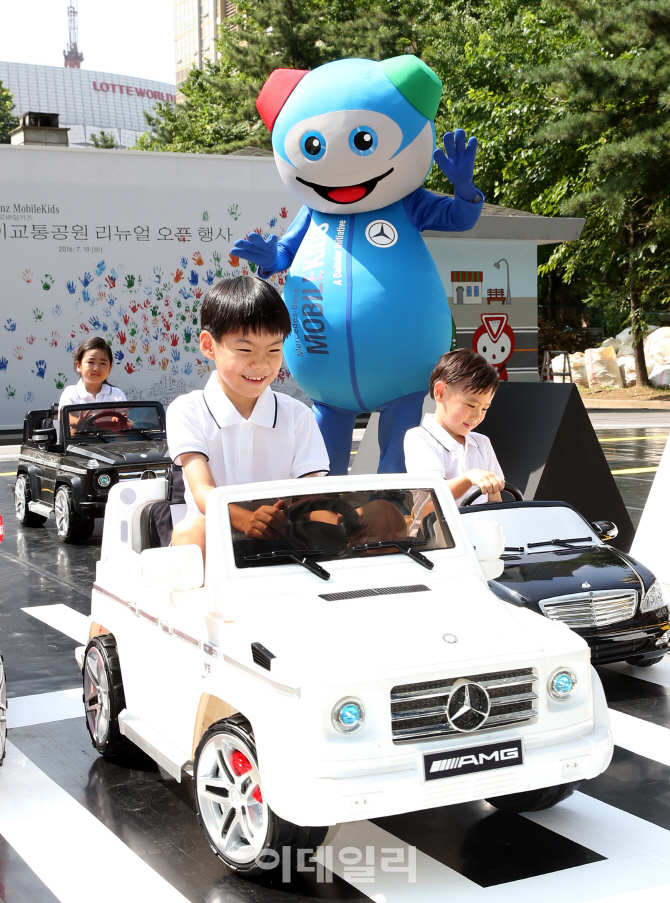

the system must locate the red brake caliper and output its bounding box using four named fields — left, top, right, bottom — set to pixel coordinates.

left=231, top=750, right=263, bottom=804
